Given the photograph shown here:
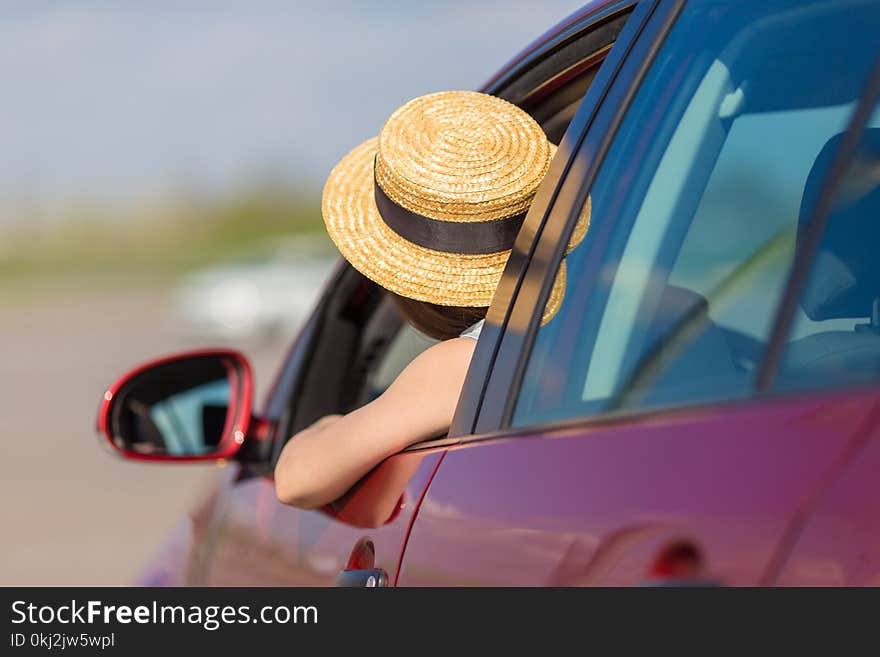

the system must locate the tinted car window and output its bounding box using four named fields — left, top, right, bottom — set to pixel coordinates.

left=513, top=0, right=880, bottom=427
left=775, top=102, right=880, bottom=392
